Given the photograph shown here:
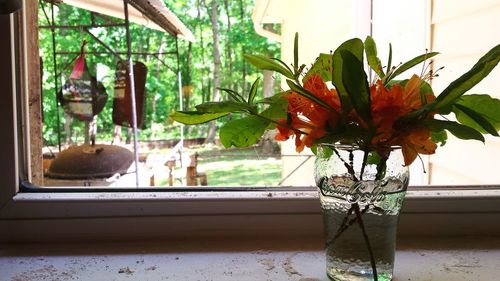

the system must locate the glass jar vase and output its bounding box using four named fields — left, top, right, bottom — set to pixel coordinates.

left=314, top=144, right=409, bottom=281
